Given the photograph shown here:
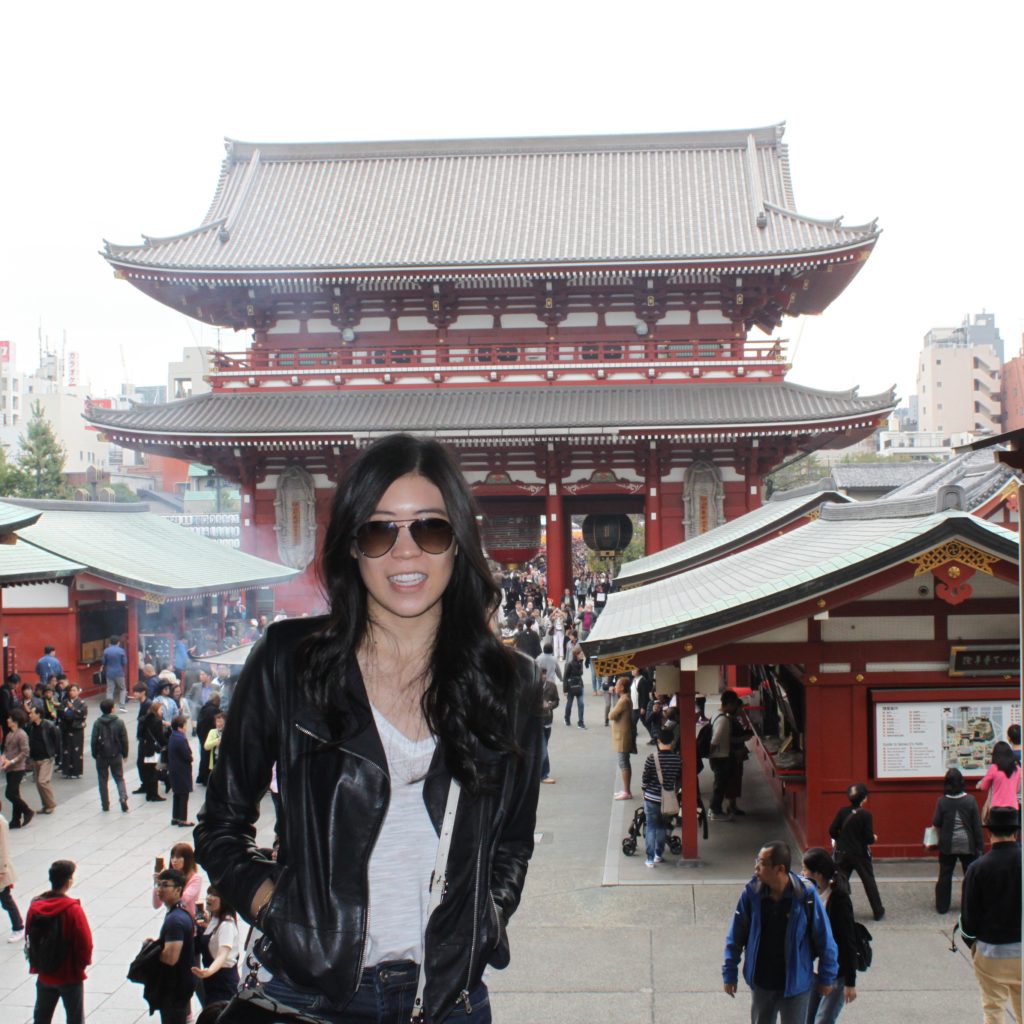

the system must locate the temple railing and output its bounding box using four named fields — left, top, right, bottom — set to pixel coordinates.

left=208, top=337, right=788, bottom=387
